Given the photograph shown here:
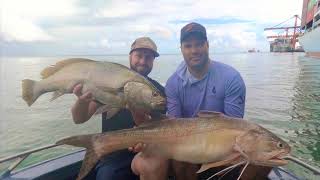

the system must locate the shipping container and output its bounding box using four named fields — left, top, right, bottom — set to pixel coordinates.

left=301, top=0, right=309, bottom=28
left=302, top=0, right=320, bottom=27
